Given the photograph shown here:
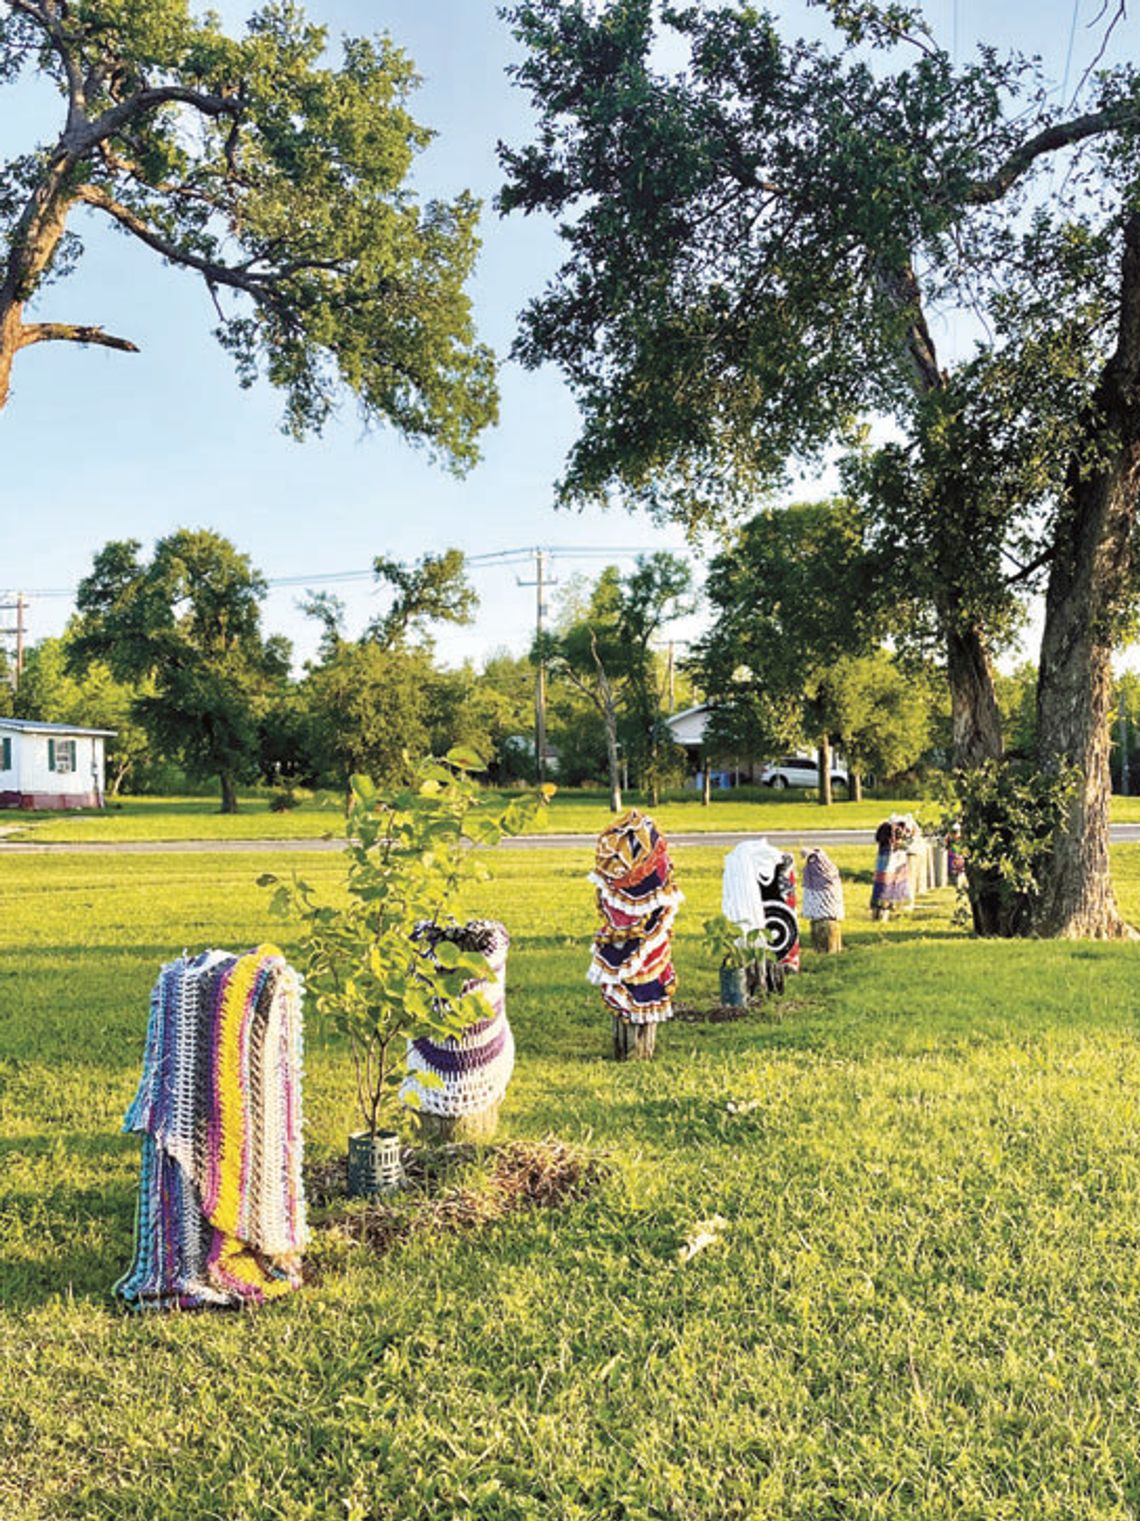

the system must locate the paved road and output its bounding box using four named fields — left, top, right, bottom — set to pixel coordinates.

left=5, top=824, right=1140, bottom=855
